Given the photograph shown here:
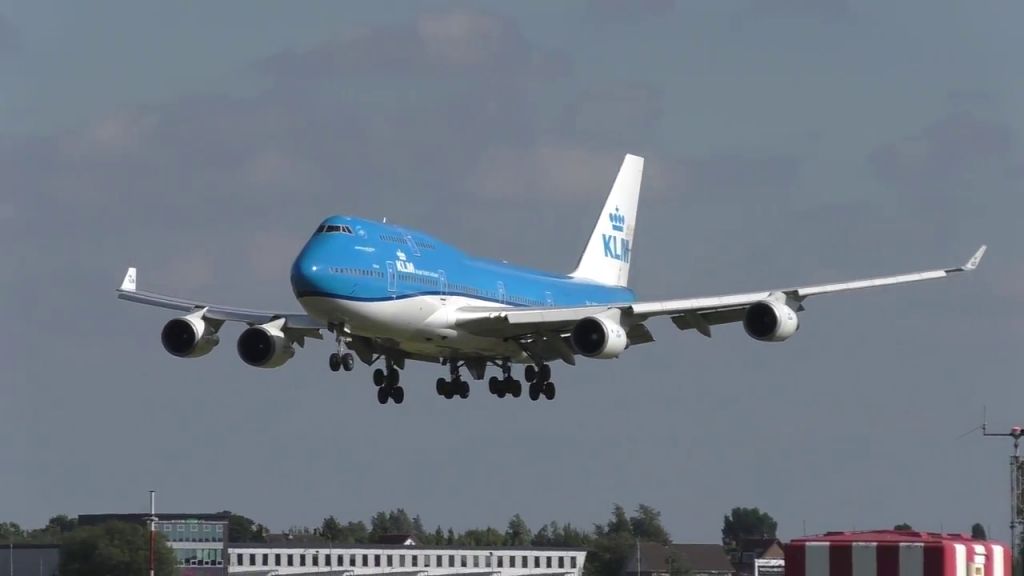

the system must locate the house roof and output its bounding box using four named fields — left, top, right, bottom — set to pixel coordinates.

left=633, top=542, right=734, bottom=574
left=736, top=538, right=784, bottom=559
left=376, top=534, right=419, bottom=545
